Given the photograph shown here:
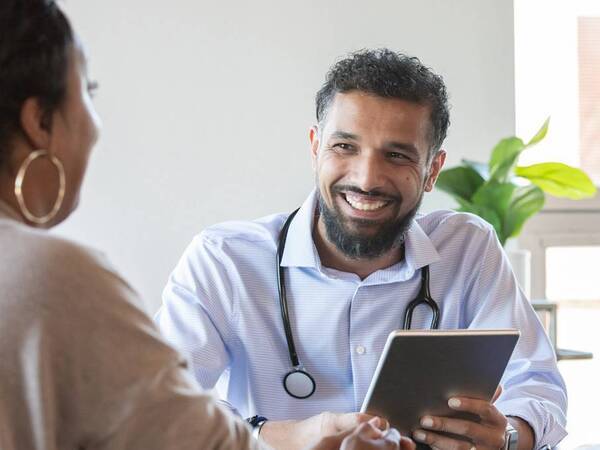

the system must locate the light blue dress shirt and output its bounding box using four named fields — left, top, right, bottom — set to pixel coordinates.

left=156, top=191, right=567, bottom=449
